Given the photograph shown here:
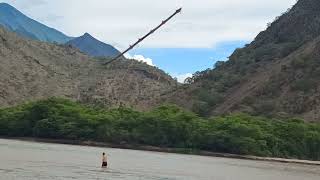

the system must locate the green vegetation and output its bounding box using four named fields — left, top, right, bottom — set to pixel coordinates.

left=0, top=98, right=319, bottom=160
